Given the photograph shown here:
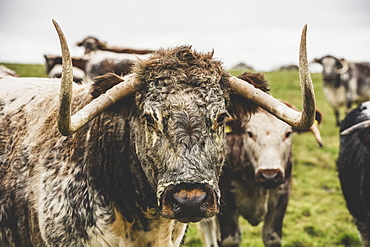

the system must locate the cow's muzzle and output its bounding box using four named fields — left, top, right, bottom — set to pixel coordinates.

left=256, top=169, right=284, bottom=189
left=160, top=183, right=219, bottom=223
left=323, top=73, right=334, bottom=82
